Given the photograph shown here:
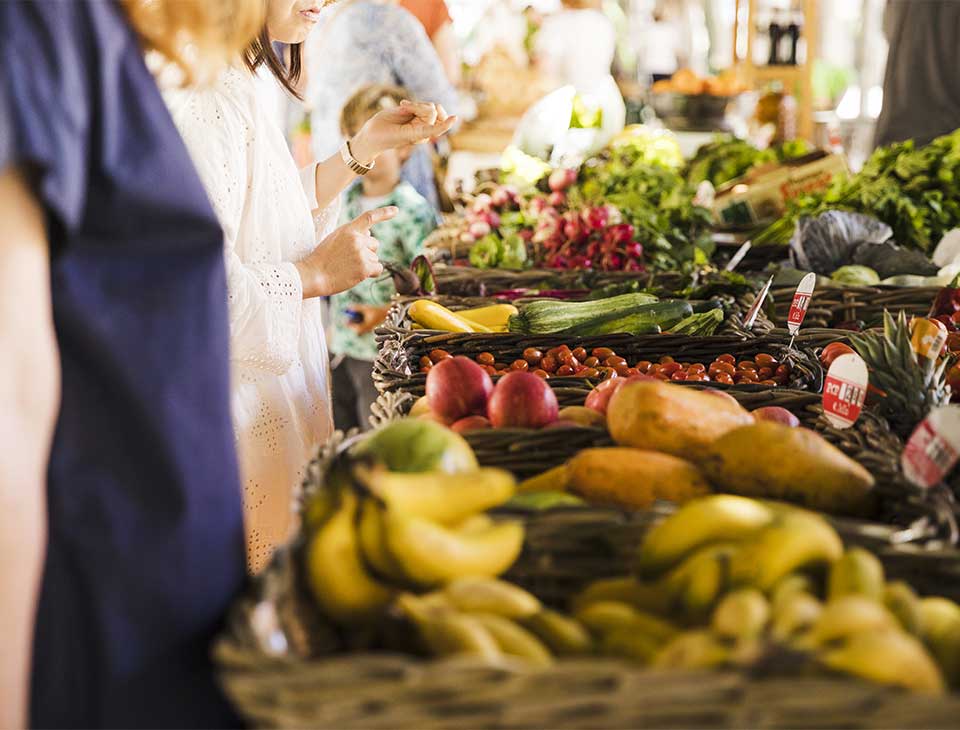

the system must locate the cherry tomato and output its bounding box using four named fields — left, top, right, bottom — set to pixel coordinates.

left=592, top=347, right=615, bottom=359
left=687, top=373, right=709, bottom=382
left=605, top=356, right=628, bottom=369
left=624, top=368, right=641, bottom=377
left=523, top=348, right=543, bottom=365
left=494, top=362, right=509, bottom=372
left=510, top=359, right=529, bottom=371
left=556, top=365, right=576, bottom=377
left=735, top=371, right=758, bottom=383
left=419, top=355, right=433, bottom=369
left=580, top=367, right=600, bottom=378
left=716, top=354, right=736, bottom=365
left=755, top=353, right=778, bottom=368
left=476, top=352, right=495, bottom=366
left=572, top=347, right=588, bottom=361
left=819, top=342, right=855, bottom=368
left=560, top=352, right=580, bottom=368
left=714, top=372, right=734, bottom=385
left=737, top=360, right=757, bottom=371
left=714, top=361, right=736, bottom=375
left=540, top=355, right=558, bottom=373
left=759, top=379, right=778, bottom=386
left=482, top=365, right=497, bottom=376
left=532, top=368, right=549, bottom=379
left=661, top=362, right=682, bottom=376
left=420, top=365, right=431, bottom=373
left=546, top=346, right=562, bottom=360
left=648, top=364, right=663, bottom=376
left=599, top=367, right=618, bottom=380
left=659, top=355, right=675, bottom=365
left=584, top=356, right=600, bottom=368
left=687, top=363, right=706, bottom=375
left=671, top=371, right=688, bottom=381
left=635, top=360, right=652, bottom=373
left=757, top=367, right=774, bottom=380
left=616, top=366, right=631, bottom=376
left=430, top=349, right=453, bottom=363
